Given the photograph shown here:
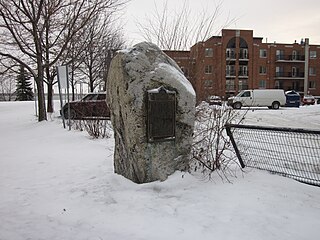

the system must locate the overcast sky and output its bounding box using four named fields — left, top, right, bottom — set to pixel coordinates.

left=123, top=0, right=320, bottom=46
